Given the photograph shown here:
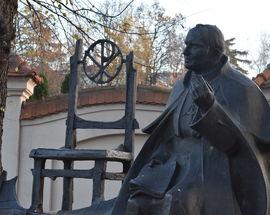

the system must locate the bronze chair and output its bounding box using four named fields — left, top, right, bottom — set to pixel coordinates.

left=29, top=39, right=139, bottom=213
